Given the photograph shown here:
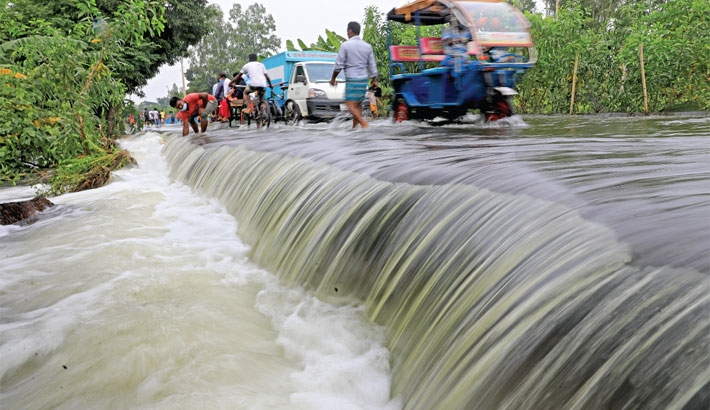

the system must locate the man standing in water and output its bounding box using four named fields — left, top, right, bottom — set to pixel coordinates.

left=329, top=21, right=378, bottom=129
left=169, top=92, right=218, bottom=137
